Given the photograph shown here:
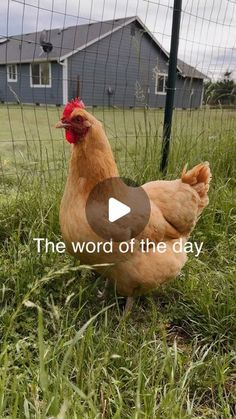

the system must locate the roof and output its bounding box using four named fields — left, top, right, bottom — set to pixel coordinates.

left=0, top=16, right=207, bottom=79
left=177, top=58, right=207, bottom=80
